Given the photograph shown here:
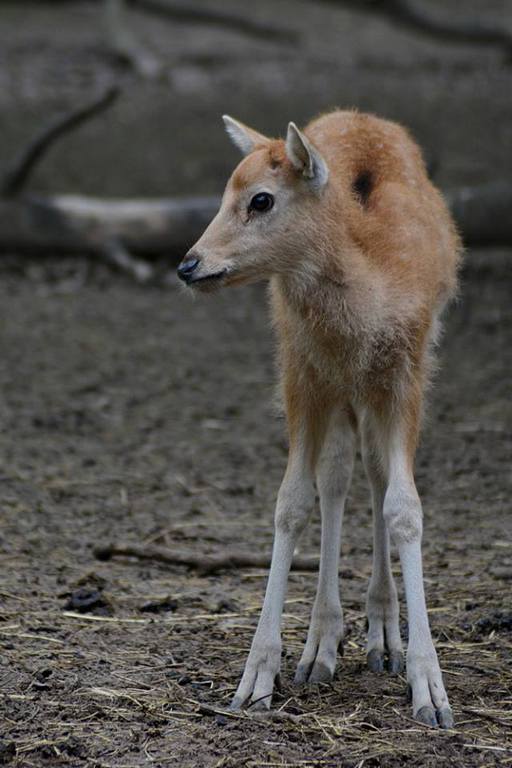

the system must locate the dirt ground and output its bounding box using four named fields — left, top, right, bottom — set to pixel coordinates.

left=0, top=252, right=510, bottom=767
left=0, top=1, right=511, bottom=767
